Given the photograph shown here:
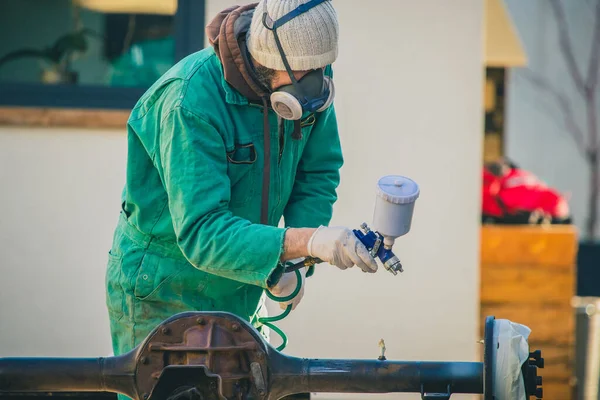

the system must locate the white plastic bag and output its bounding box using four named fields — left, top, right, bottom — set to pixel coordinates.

left=492, top=319, right=532, bottom=400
